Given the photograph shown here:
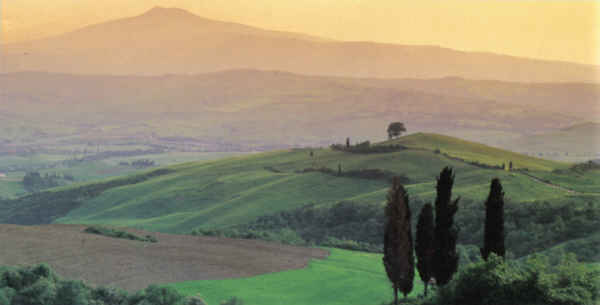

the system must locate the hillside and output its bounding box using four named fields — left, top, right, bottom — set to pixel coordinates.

left=0, top=133, right=583, bottom=235
left=0, top=224, right=327, bottom=291
left=1, top=71, right=597, bottom=156
left=3, top=7, right=598, bottom=83
left=503, top=122, right=600, bottom=161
